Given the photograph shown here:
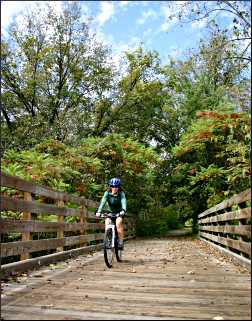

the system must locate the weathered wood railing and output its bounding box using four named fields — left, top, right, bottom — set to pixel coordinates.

left=198, top=188, right=251, bottom=269
left=0, top=173, right=136, bottom=276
